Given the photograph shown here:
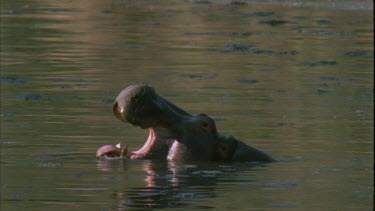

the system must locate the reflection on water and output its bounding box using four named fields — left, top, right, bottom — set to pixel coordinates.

left=1, top=0, right=373, bottom=210
left=96, top=159, right=269, bottom=209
